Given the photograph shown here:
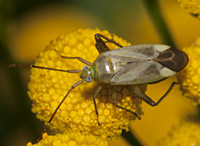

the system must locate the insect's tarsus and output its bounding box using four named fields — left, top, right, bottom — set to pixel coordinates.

left=92, top=85, right=104, bottom=126
left=112, top=90, right=141, bottom=120
left=150, top=82, right=179, bottom=106
left=93, top=96, right=100, bottom=126
left=114, top=104, right=141, bottom=120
